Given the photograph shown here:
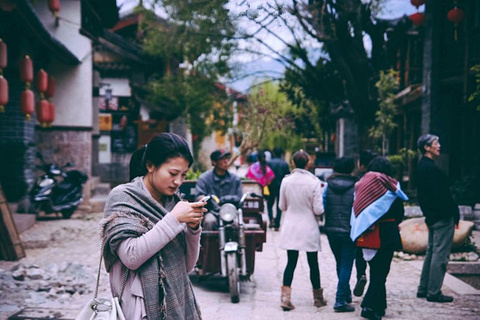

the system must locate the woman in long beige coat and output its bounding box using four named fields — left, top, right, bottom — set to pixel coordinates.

left=278, top=150, right=326, bottom=311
